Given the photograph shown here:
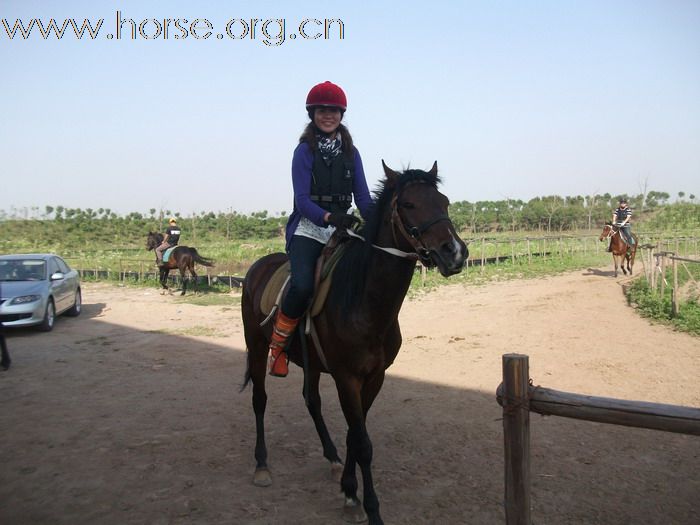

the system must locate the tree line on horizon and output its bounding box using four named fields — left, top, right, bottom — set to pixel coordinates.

left=1, top=190, right=699, bottom=250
